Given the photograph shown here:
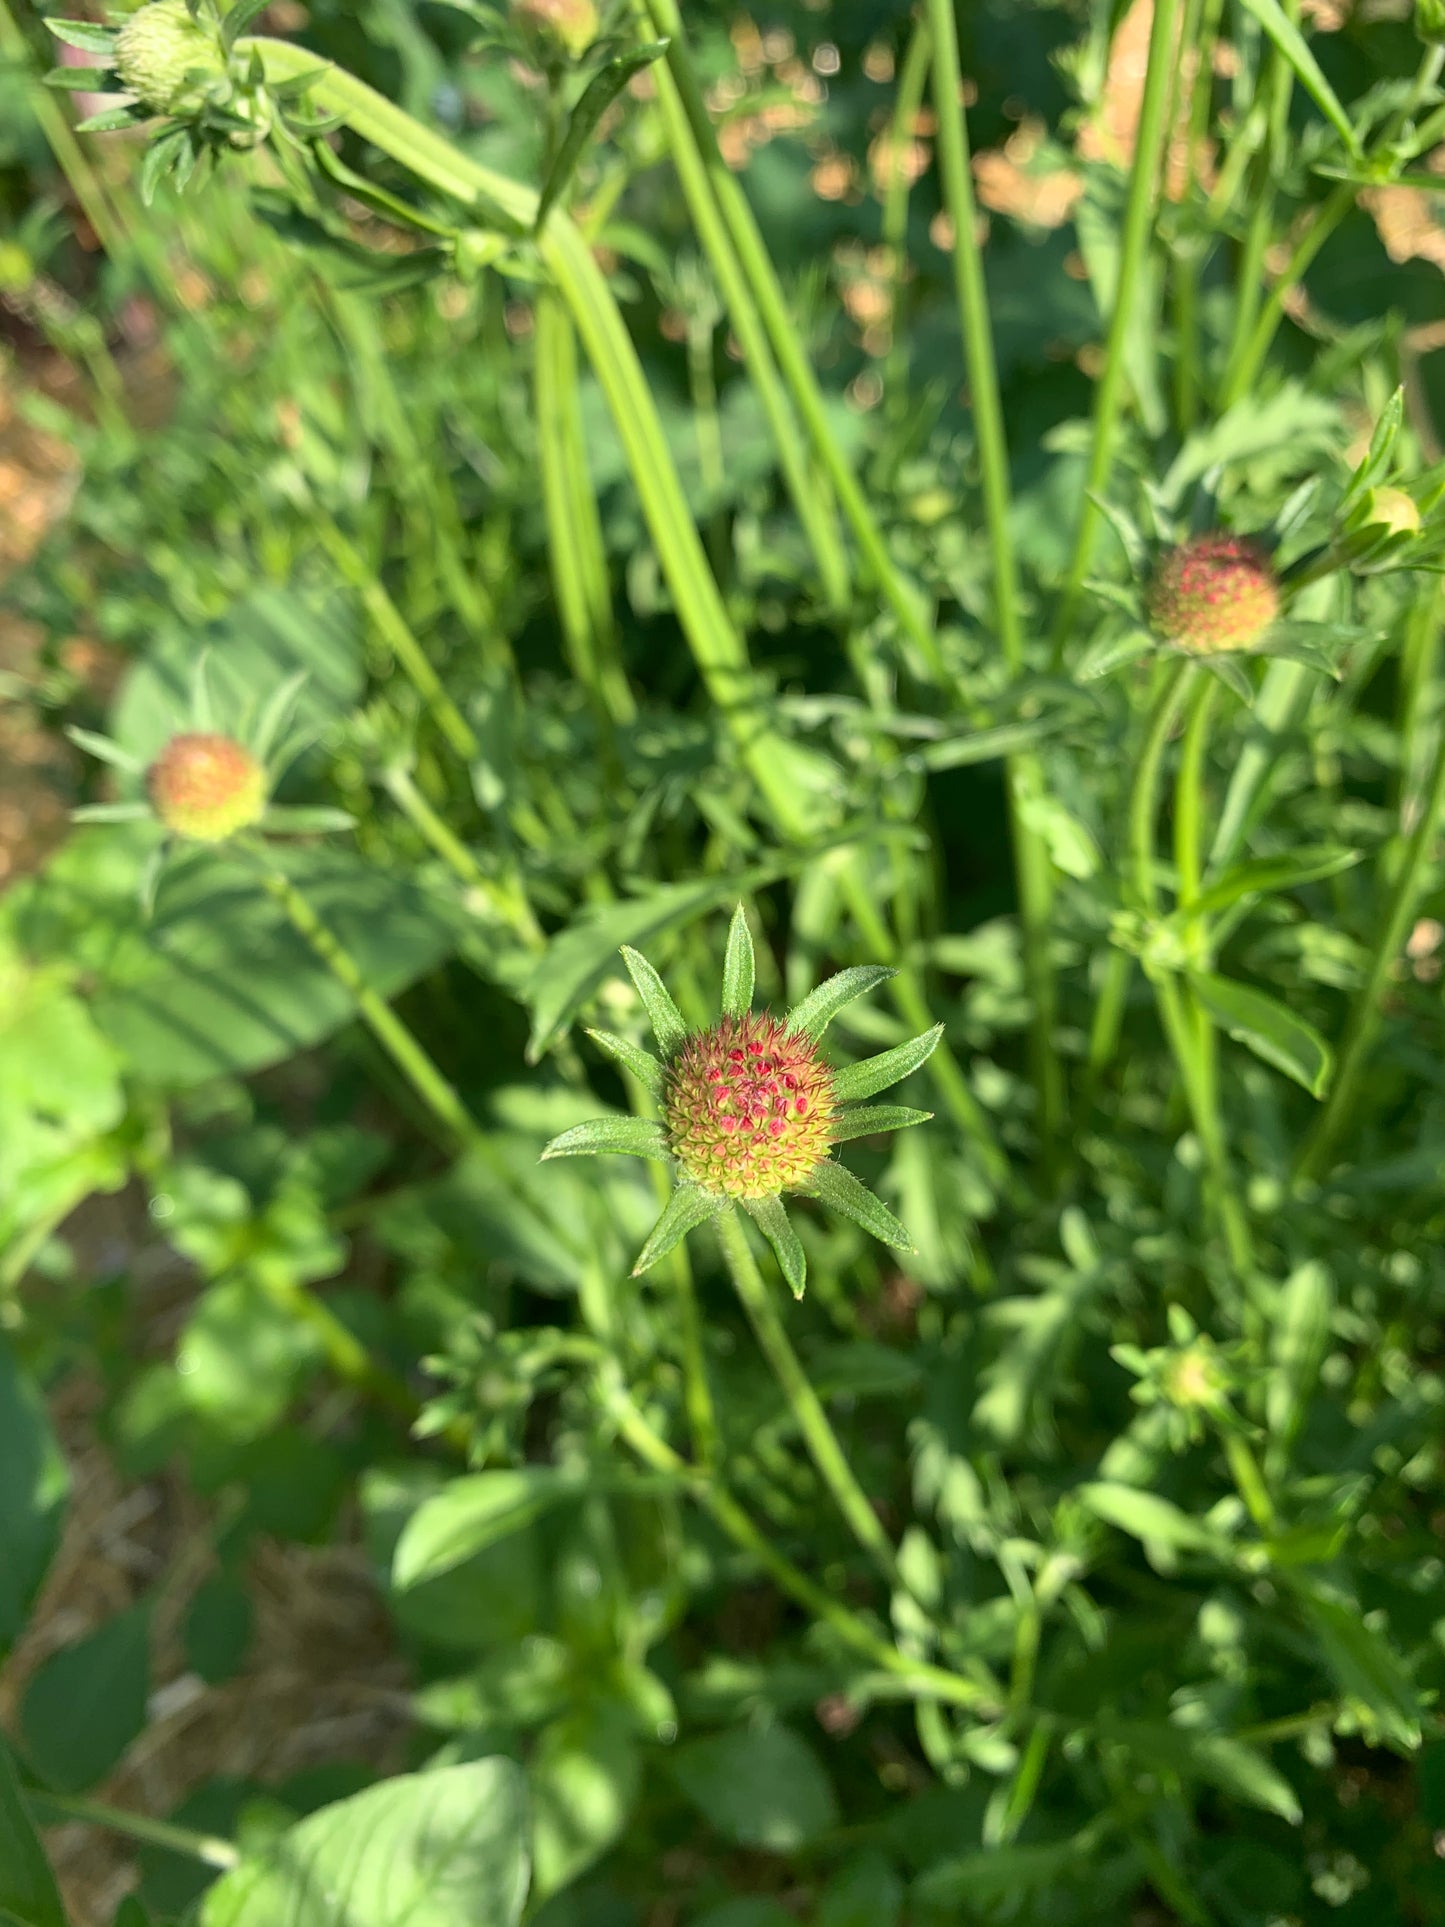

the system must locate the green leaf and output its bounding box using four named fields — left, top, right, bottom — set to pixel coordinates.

left=1235, top=0, right=1362, bottom=156
left=620, top=945, right=688, bottom=1058
left=1295, top=1588, right=1421, bottom=1749
left=817, top=1850, right=904, bottom=1927
left=1190, top=972, right=1334, bottom=1096
left=584, top=1028, right=663, bottom=1098
left=75, top=106, right=146, bottom=133
left=540, top=1116, right=670, bottom=1161
left=721, top=902, right=755, bottom=1018
left=827, top=1104, right=932, bottom=1143
left=742, top=1195, right=806, bottom=1298
left=631, top=1184, right=724, bottom=1274
left=829, top=1025, right=944, bottom=1102
left=912, top=714, right=1076, bottom=770
left=44, top=19, right=116, bottom=56
left=200, top=1759, right=530, bottom=1927
left=1254, top=618, right=1375, bottom=677
left=1187, top=846, right=1363, bottom=917
left=913, top=1831, right=1103, bottom=1907
left=536, top=41, right=670, bottom=227
left=20, top=1606, right=151, bottom=1793
left=393, top=1468, right=584, bottom=1591
left=221, top=0, right=272, bottom=51
left=1340, top=387, right=1404, bottom=516
left=529, top=1711, right=640, bottom=1902
left=671, top=1725, right=839, bottom=1853
left=1077, top=1482, right=1230, bottom=1556
left=805, top=1160, right=912, bottom=1251
left=0, top=1340, right=69, bottom=1655
left=0, top=1737, right=67, bottom=1927
left=183, top=1577, right=254, bottom=1686
left=785, top=965, right=896, bottom=1041
left=1073, top=627, right=1155, bottom=683
left=1094, top=1718, right=1302, bottom=1824
left=1266, top=1261, right=1333, bottom=1453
